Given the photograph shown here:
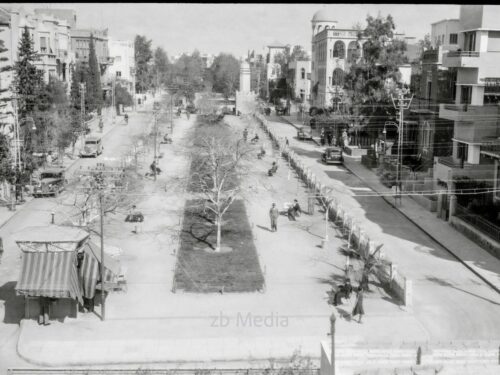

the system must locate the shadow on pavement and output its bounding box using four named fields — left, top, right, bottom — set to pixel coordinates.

left=256, top=224, right=272, bottom=232
left=426, top=276, right=500, bottom=305
left=0, top=281, right=25, bottom=324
